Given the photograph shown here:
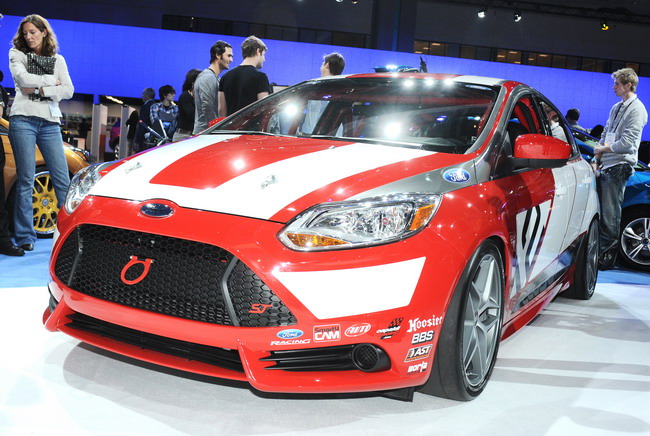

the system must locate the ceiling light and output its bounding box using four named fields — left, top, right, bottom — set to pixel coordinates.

left=336, top=0, right=343, bottom=2
left=478, top=8, right=487, bottom=18
left=513, top=11, right=522, bottom=22
left=351, top=0, right=358, bottom=4
left=601, top=19, right=609, bottom=30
